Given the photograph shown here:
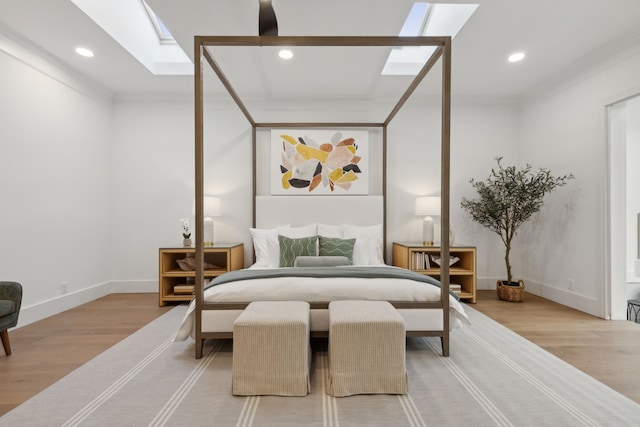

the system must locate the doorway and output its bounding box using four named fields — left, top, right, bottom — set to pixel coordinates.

left=607, top=94, right=640, bottom=320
